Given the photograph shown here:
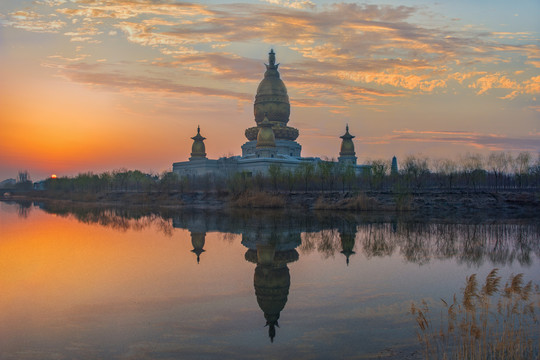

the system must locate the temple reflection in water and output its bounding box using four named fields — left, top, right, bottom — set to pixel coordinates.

left=166, top=209, right=539, bottom=342
left=33, top=202, right=539, bottom=268
left=190, top=232, right=206, bottom=264
left=340, top=226, right=357, bottom=266
left=179, top=212, right=364, bottom=341
left=183, top=213, right=304, bottom=342
left=10, top=201, right=539, bottom=351
left=242, top=229, right=300, bottom=342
